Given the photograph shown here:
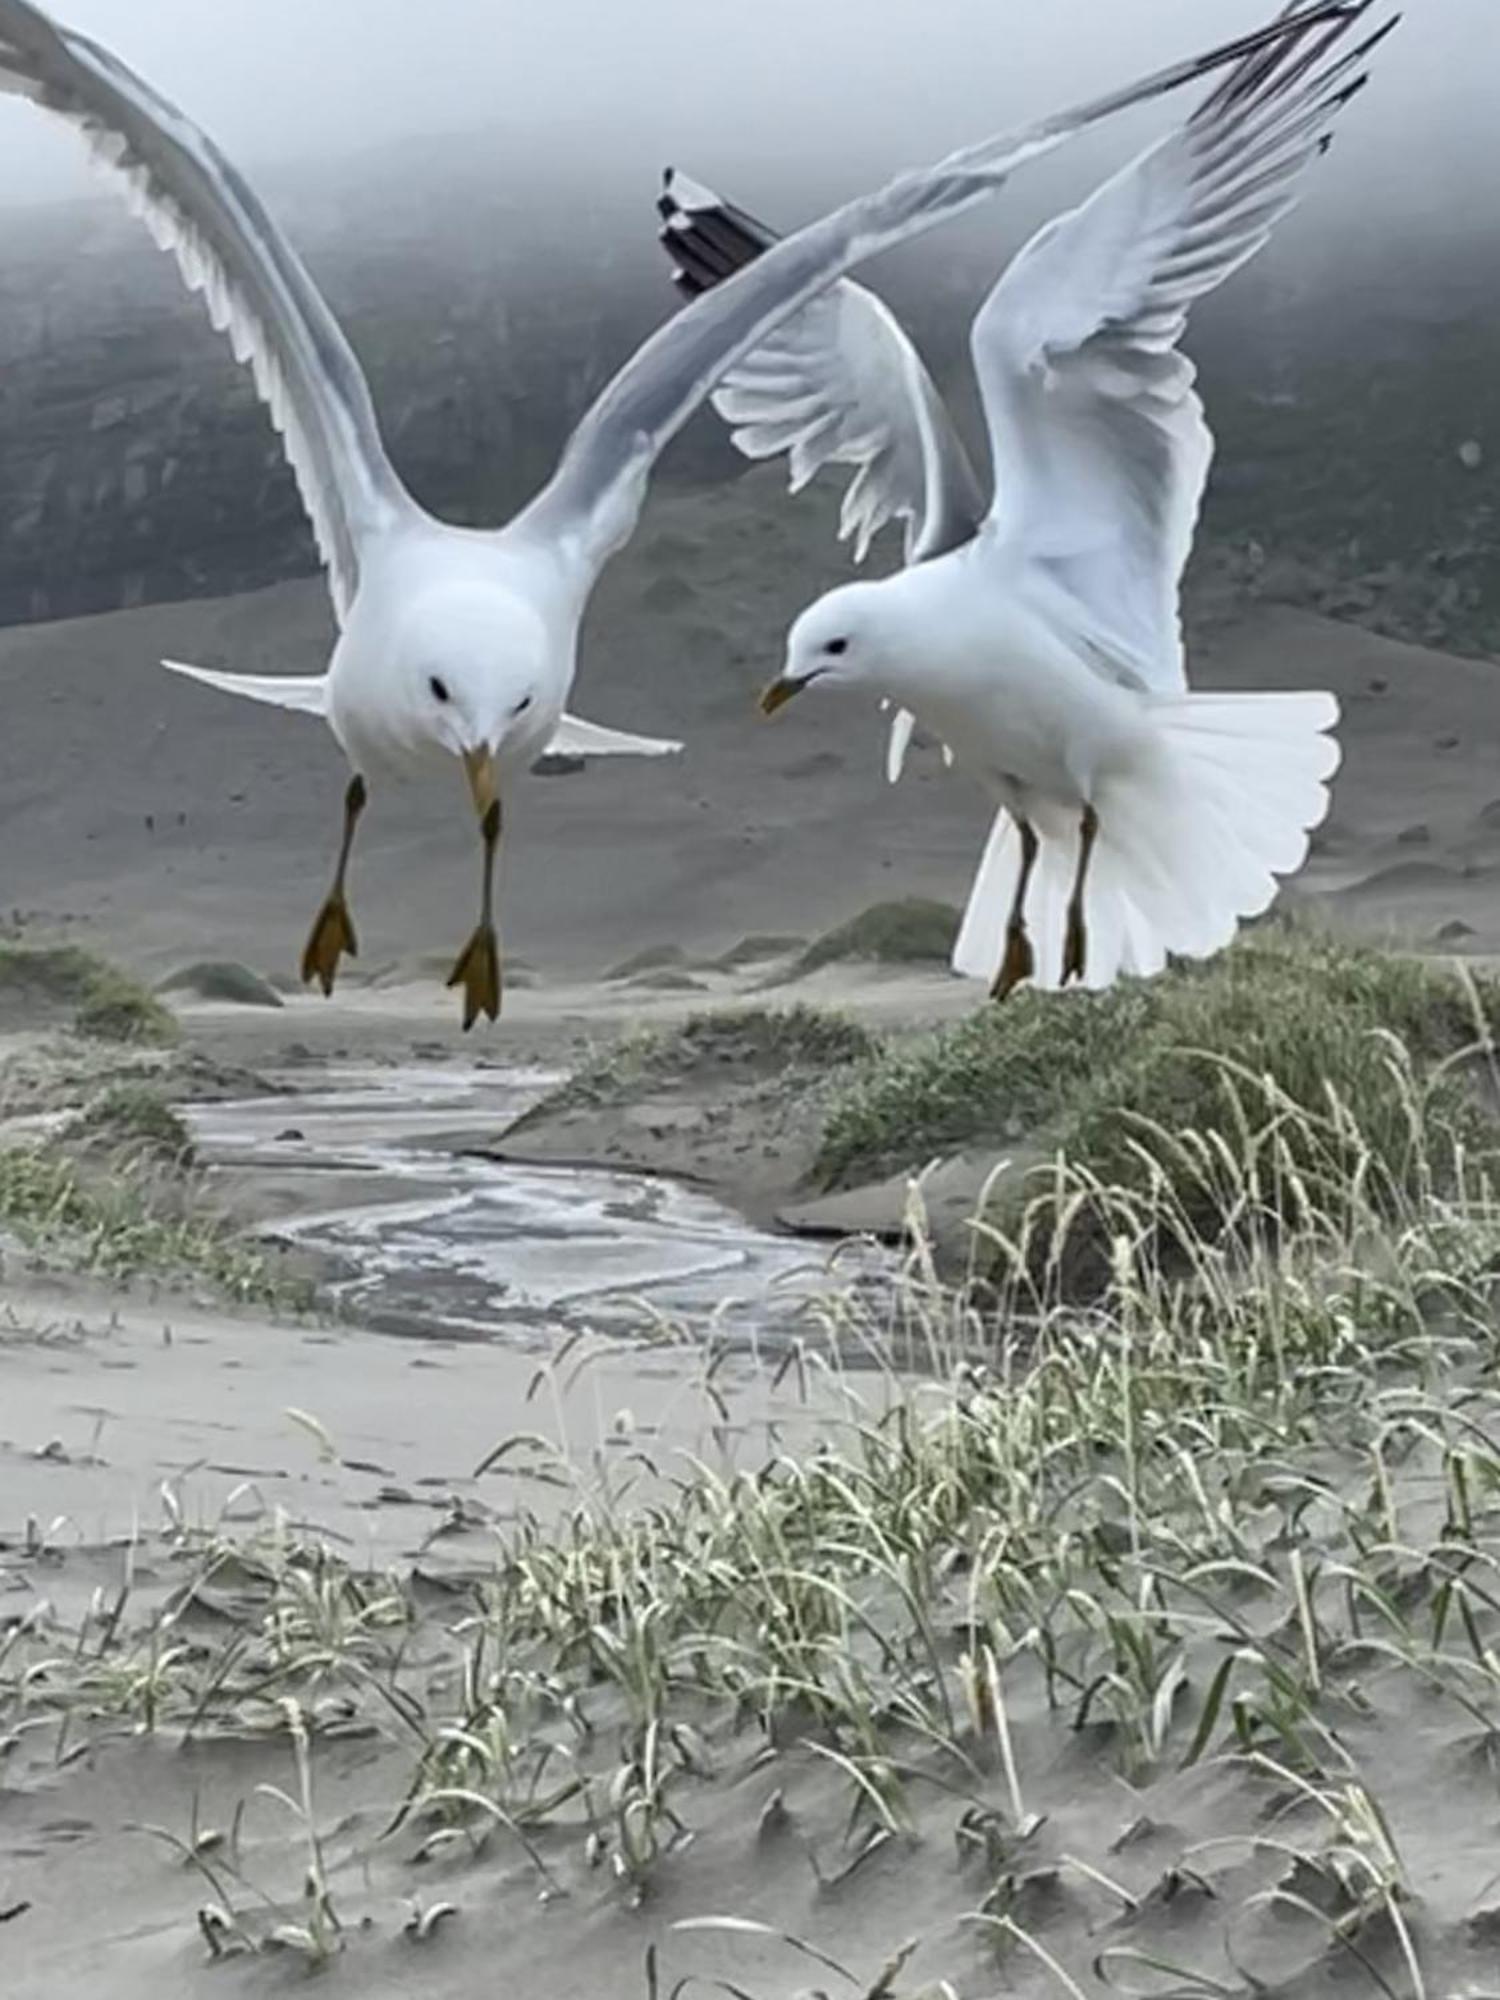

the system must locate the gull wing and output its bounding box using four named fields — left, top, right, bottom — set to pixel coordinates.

left=0, top=0, right=420, bottom=624
left=969, top=1, right=1394, bottom=689
left=518, top=2, right=1359, bottom=582
left=547, top=714, right=683, bottom=757
left=160, top=659, right=327, bottom=714
left=656, top=172, right=984, bottom=565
